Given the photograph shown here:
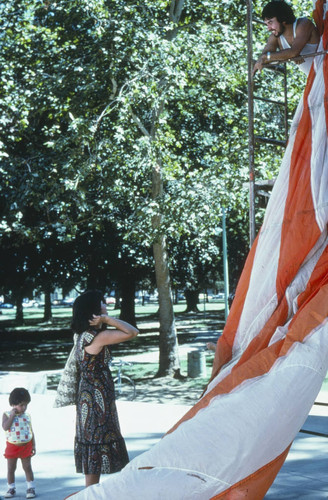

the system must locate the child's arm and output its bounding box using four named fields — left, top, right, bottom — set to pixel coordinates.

left=31, top=424, right=36, bottom=455
left=2, top=409, right=16, bottom=431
